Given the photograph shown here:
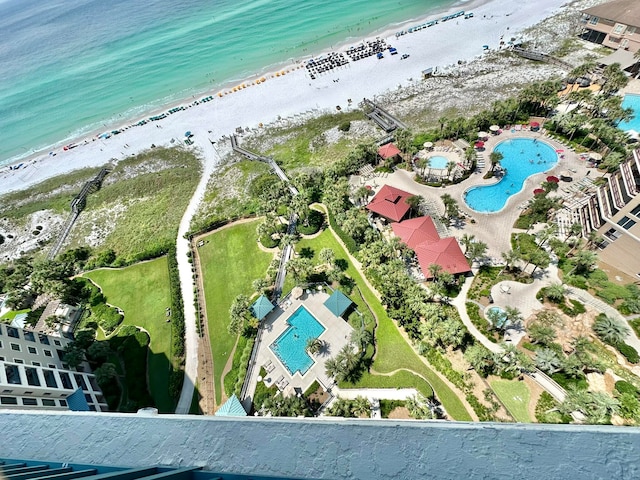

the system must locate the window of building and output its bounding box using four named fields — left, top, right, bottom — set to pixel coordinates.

left=59, top=371, right=73, bottom=389
left=27, top=346, right=37, bottom=355
left=4, top=365, right=21, bottom=384
left=23, top=331, right=35, bottom=342
left=628, top=27, right=636, bottom=35
left=10, top=343, right=20, bottom=351
left=0, top=340, right=3, bottom=348
left=590, top=16, right=598, bottom=24
left=89, top=405, right=97, bottom=412
left=43, top=369, right=58, bottom=388
left=57, top=349, right=65, bottom=361
left=22, top=398, right=38, bottom=406
left=630, top=204, right=640, bottom=217
left=618, top=216, right=636, bottom=230
left=38, top=334, right=50, bottom=345
left=6, top=327, right=19, bottom=339
left=44, top=349, right=52, bottom=357
left=88, top=376, right=99, bottom=391
left=0, top=356, right=4, bottom=361
left=0, top=396, right=18, bottom=405
left=614, top=24, right=626, bottom=34
left=13, top=359, right=24, bottom=364
left=59, top=399, right=67, bottom=407
left=48, top=364, right=56, bottom=369
left=604, top=228, right=622, bottom=241
left=25, top=367, right=41, bottom=386
left=53, top=340, right=61, bottom=346
left=32, top=361, right=41, bottom=366
left=84, top=393, right=93, bottom=402
left=74, top=374, right=88, bottom=391
left=42, top=399, right=56, bottom=407
left=2, top=389, right=13, bottom=394
left=24, top=391, right=33, bottom=395
left=95, top=394, right=105, bottom=404
left=0, top=325, right=3, bottom=334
